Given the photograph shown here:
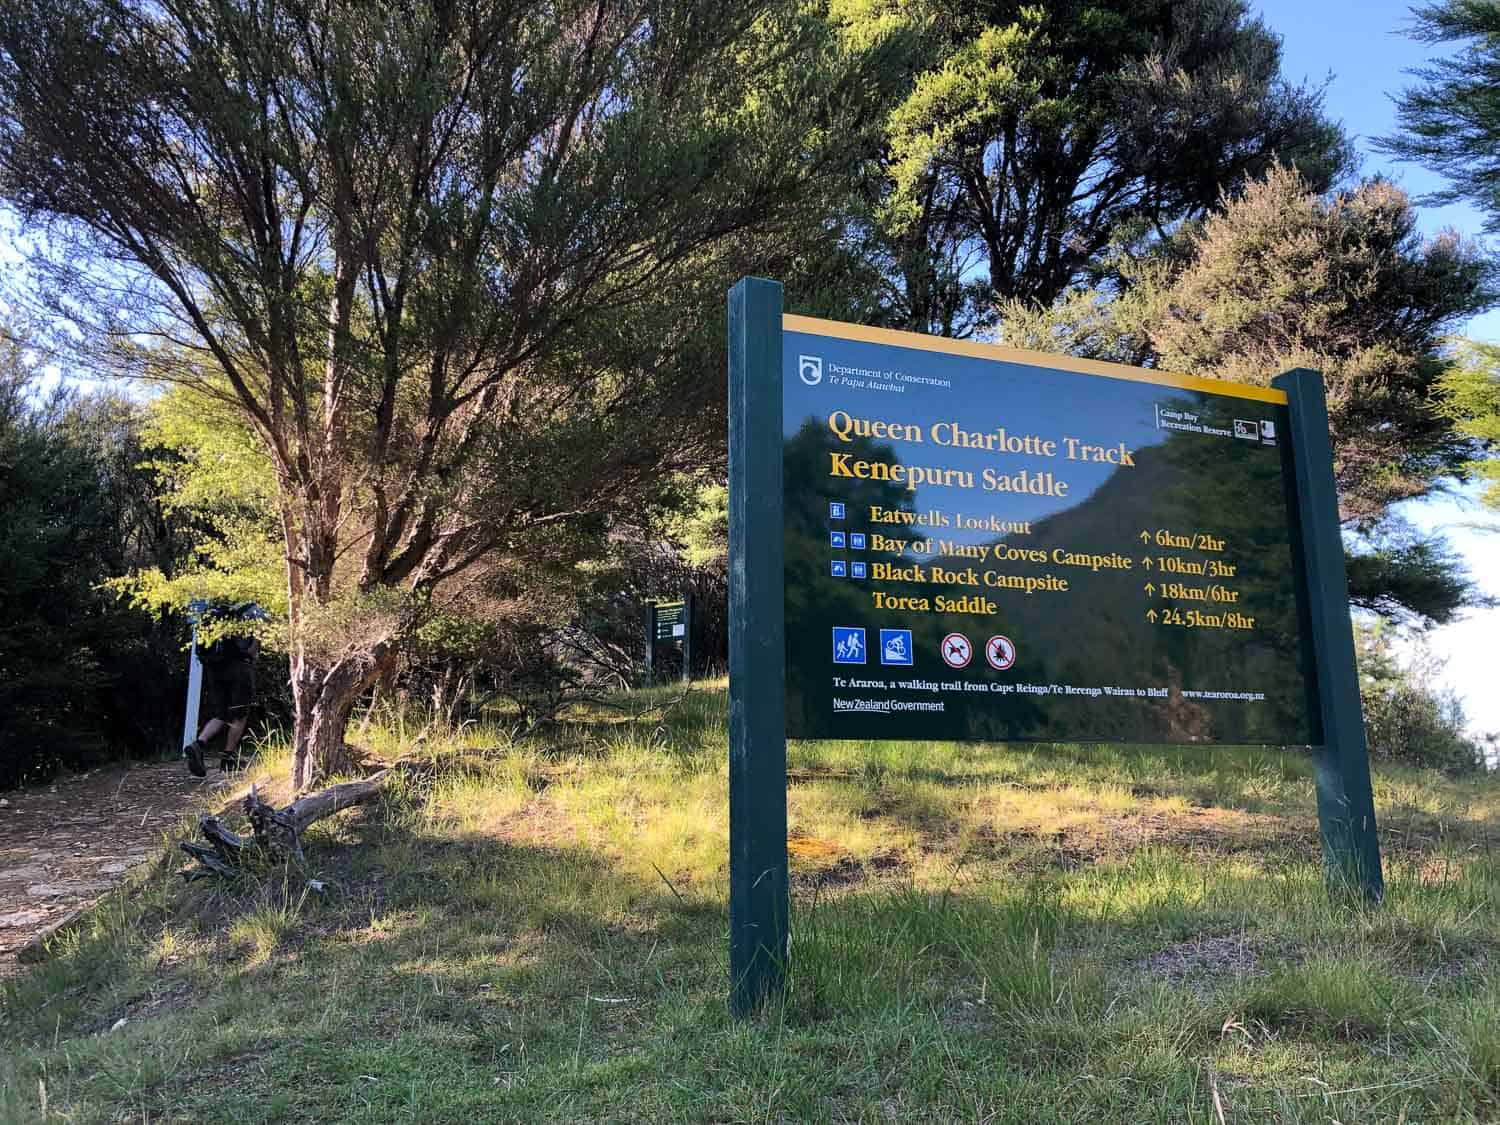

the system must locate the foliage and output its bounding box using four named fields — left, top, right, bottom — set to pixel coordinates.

left=108, top=382, right=286, bottom=645
left=1355, top=618, right=1484, bottom=774
left=664, top=481, right=729, bottom=569
left=1378, top=1, right=1500, bottom=511
left=1378, top=0, right=1500, bottom=232
left=1136, top=170, right=1493, bottom=523
left=1345, top=515, right=1485, bottom=625
left=0, top=0, right=906, bottom=788
left=118, top=387, right=729, bottom=733
left=837, top=0, right=1350, bottom=334
left=585, top=540, right=729, bottom=679
left=999, top=167, right=1496, bottom=621
left=0, top=332, right=191, bottom=786
left=1439, top=340, right=1500, bottom=511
